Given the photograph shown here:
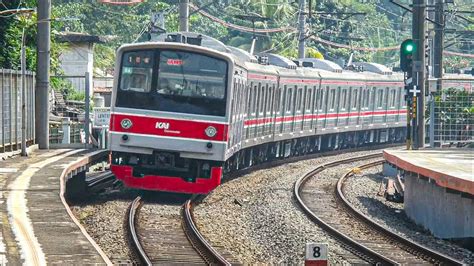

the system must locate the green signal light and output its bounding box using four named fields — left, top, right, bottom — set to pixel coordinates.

left=405, top=44, right=414, bottom=52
